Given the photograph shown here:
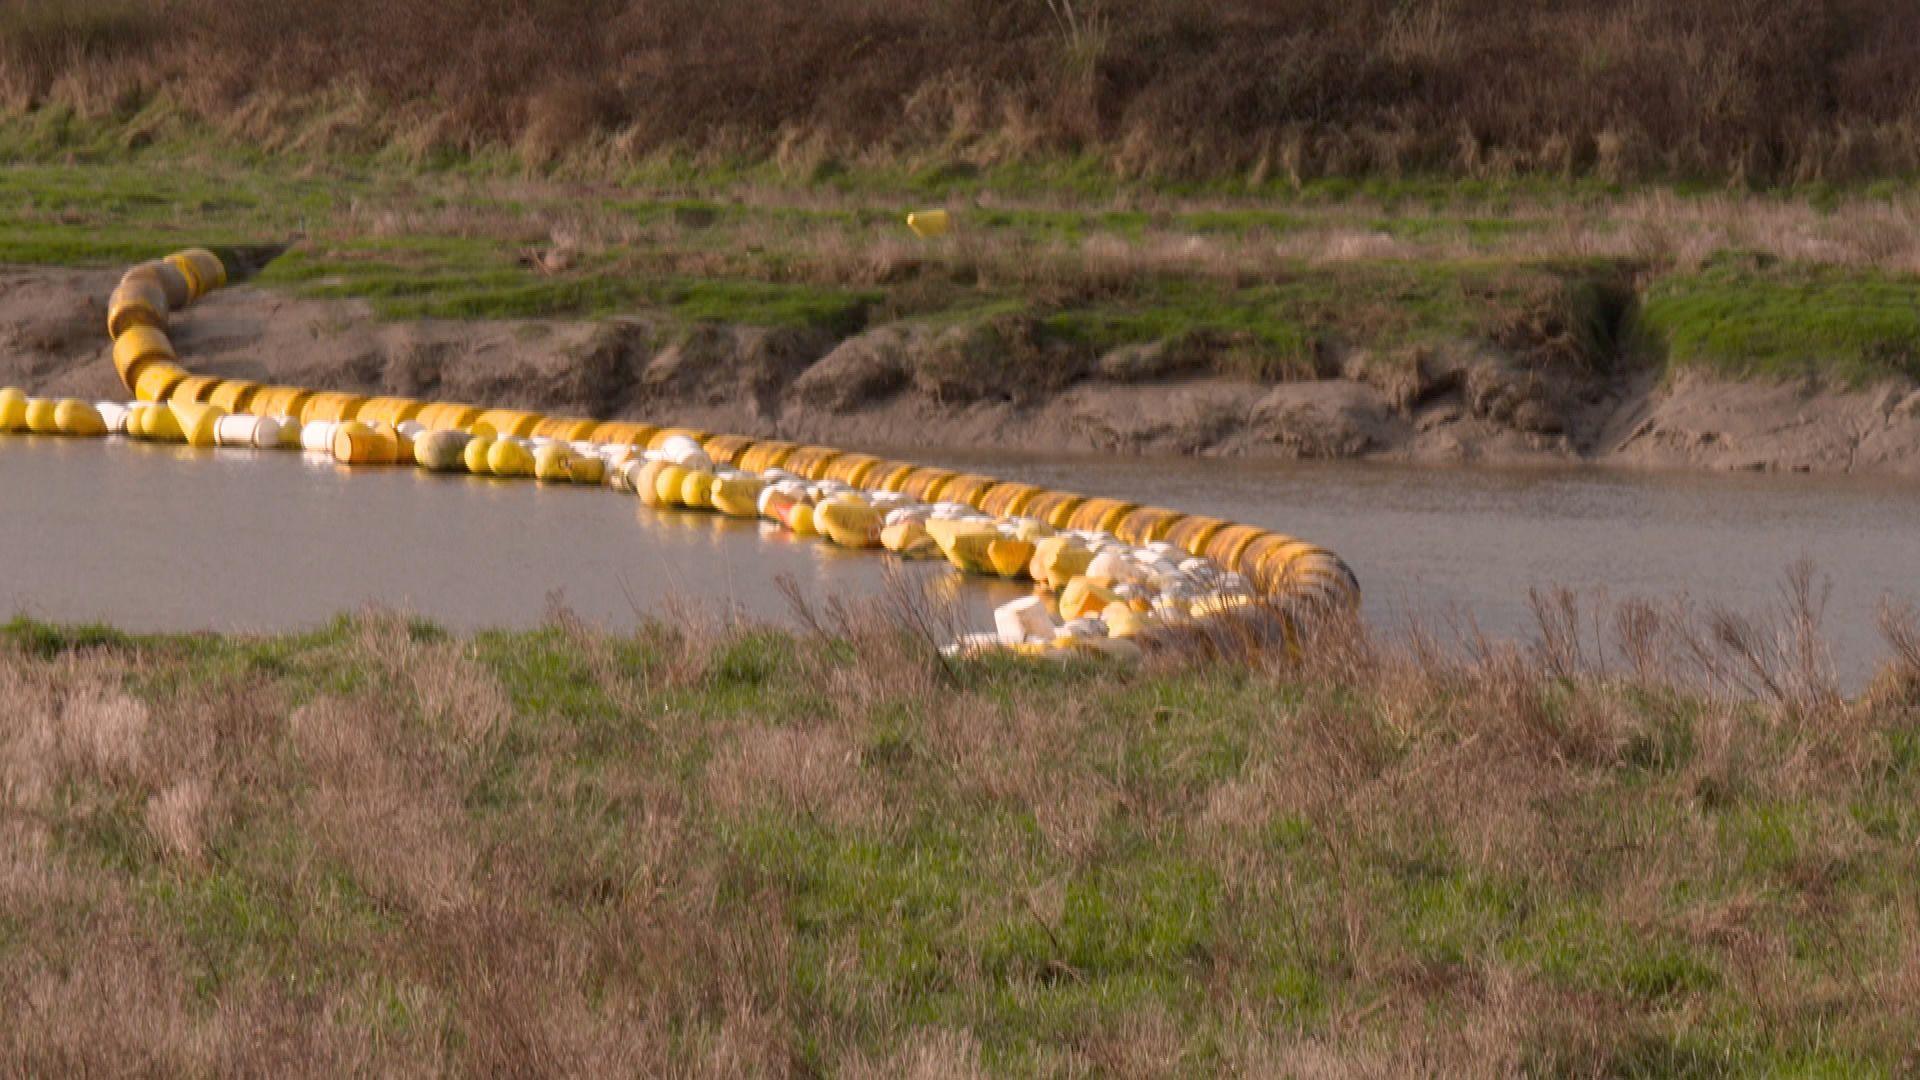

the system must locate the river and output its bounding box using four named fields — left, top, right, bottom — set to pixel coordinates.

left=4, top=437, right=1916, bottom=686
